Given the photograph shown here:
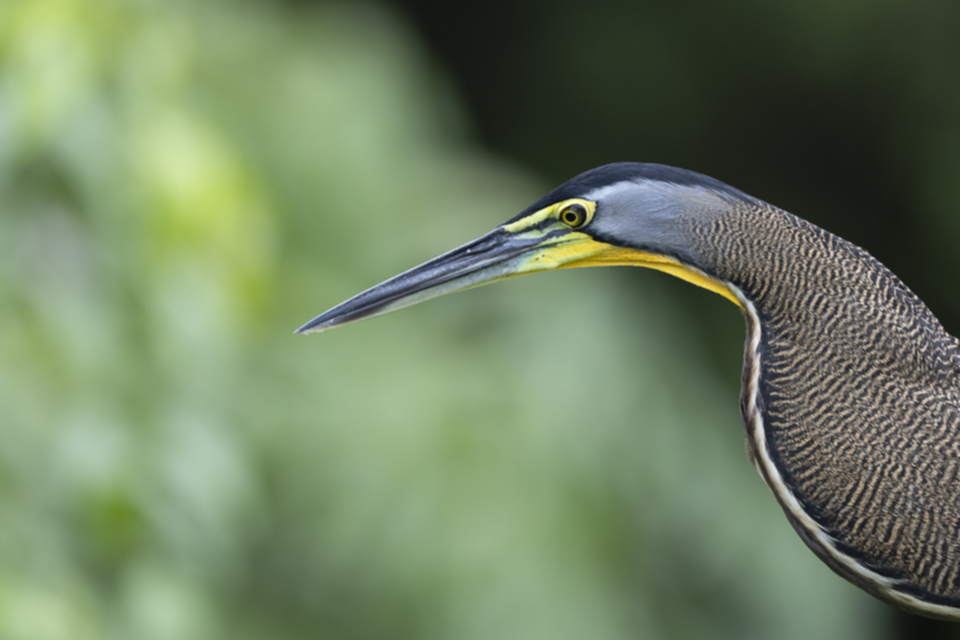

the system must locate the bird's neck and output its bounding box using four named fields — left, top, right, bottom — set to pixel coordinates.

left=699, top=203, right=960, bottom=385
